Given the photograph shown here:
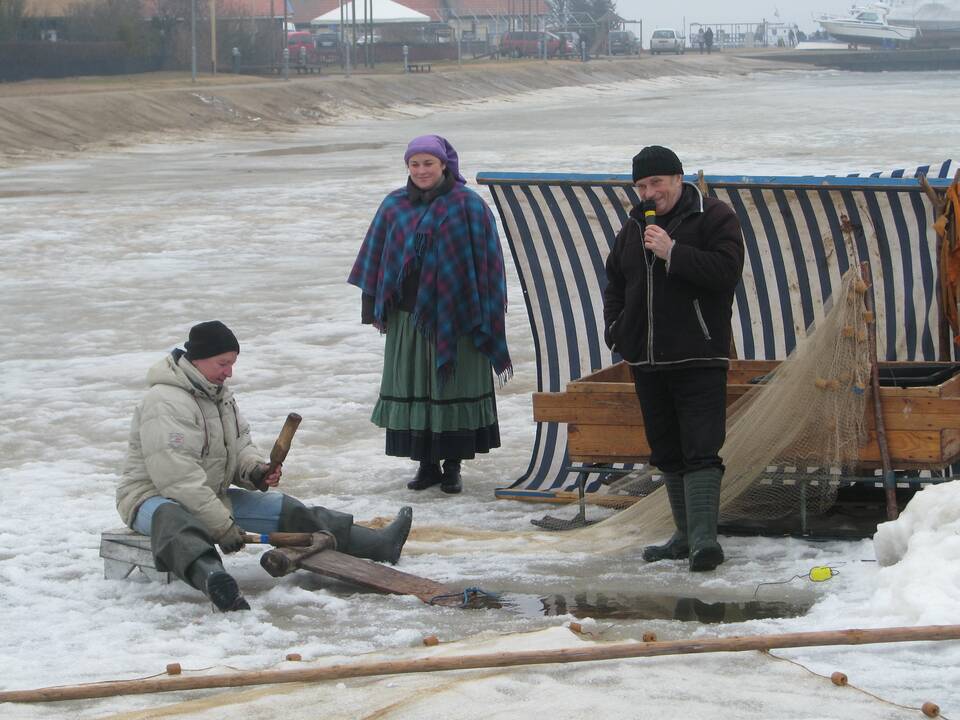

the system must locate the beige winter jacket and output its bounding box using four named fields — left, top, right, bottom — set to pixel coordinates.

left=116, top=350, right=263, bottom=539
